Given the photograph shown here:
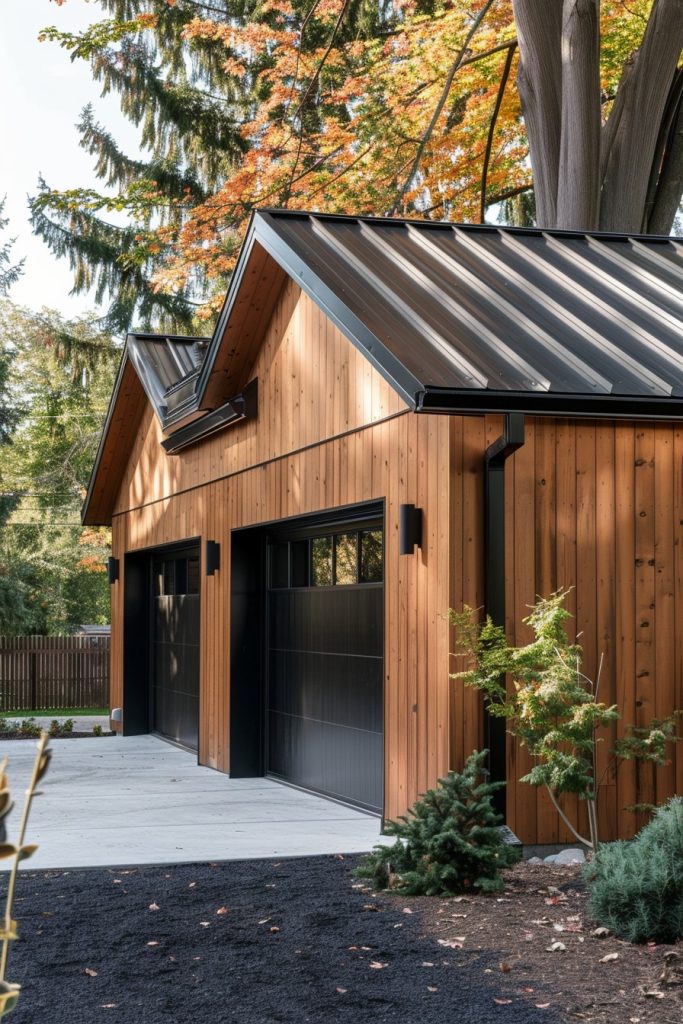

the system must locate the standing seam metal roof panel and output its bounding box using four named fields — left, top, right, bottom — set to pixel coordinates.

left=250, top=212, right=683, bottom=406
